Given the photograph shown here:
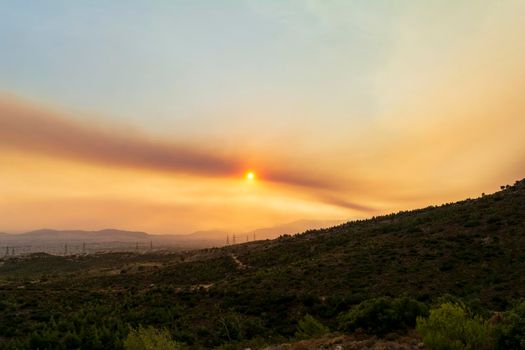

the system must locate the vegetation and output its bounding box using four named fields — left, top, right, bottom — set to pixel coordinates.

left=123, top=326, right=181, bottom=350
left=494, top=299, right=525, bottom=349
left=0, top=179, right=524, bottom=348
left=338, top=297, right=428, bottom=335
left=294, top=314, right=329, bottom=340
left=416, top=302, right=494, bottom=350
